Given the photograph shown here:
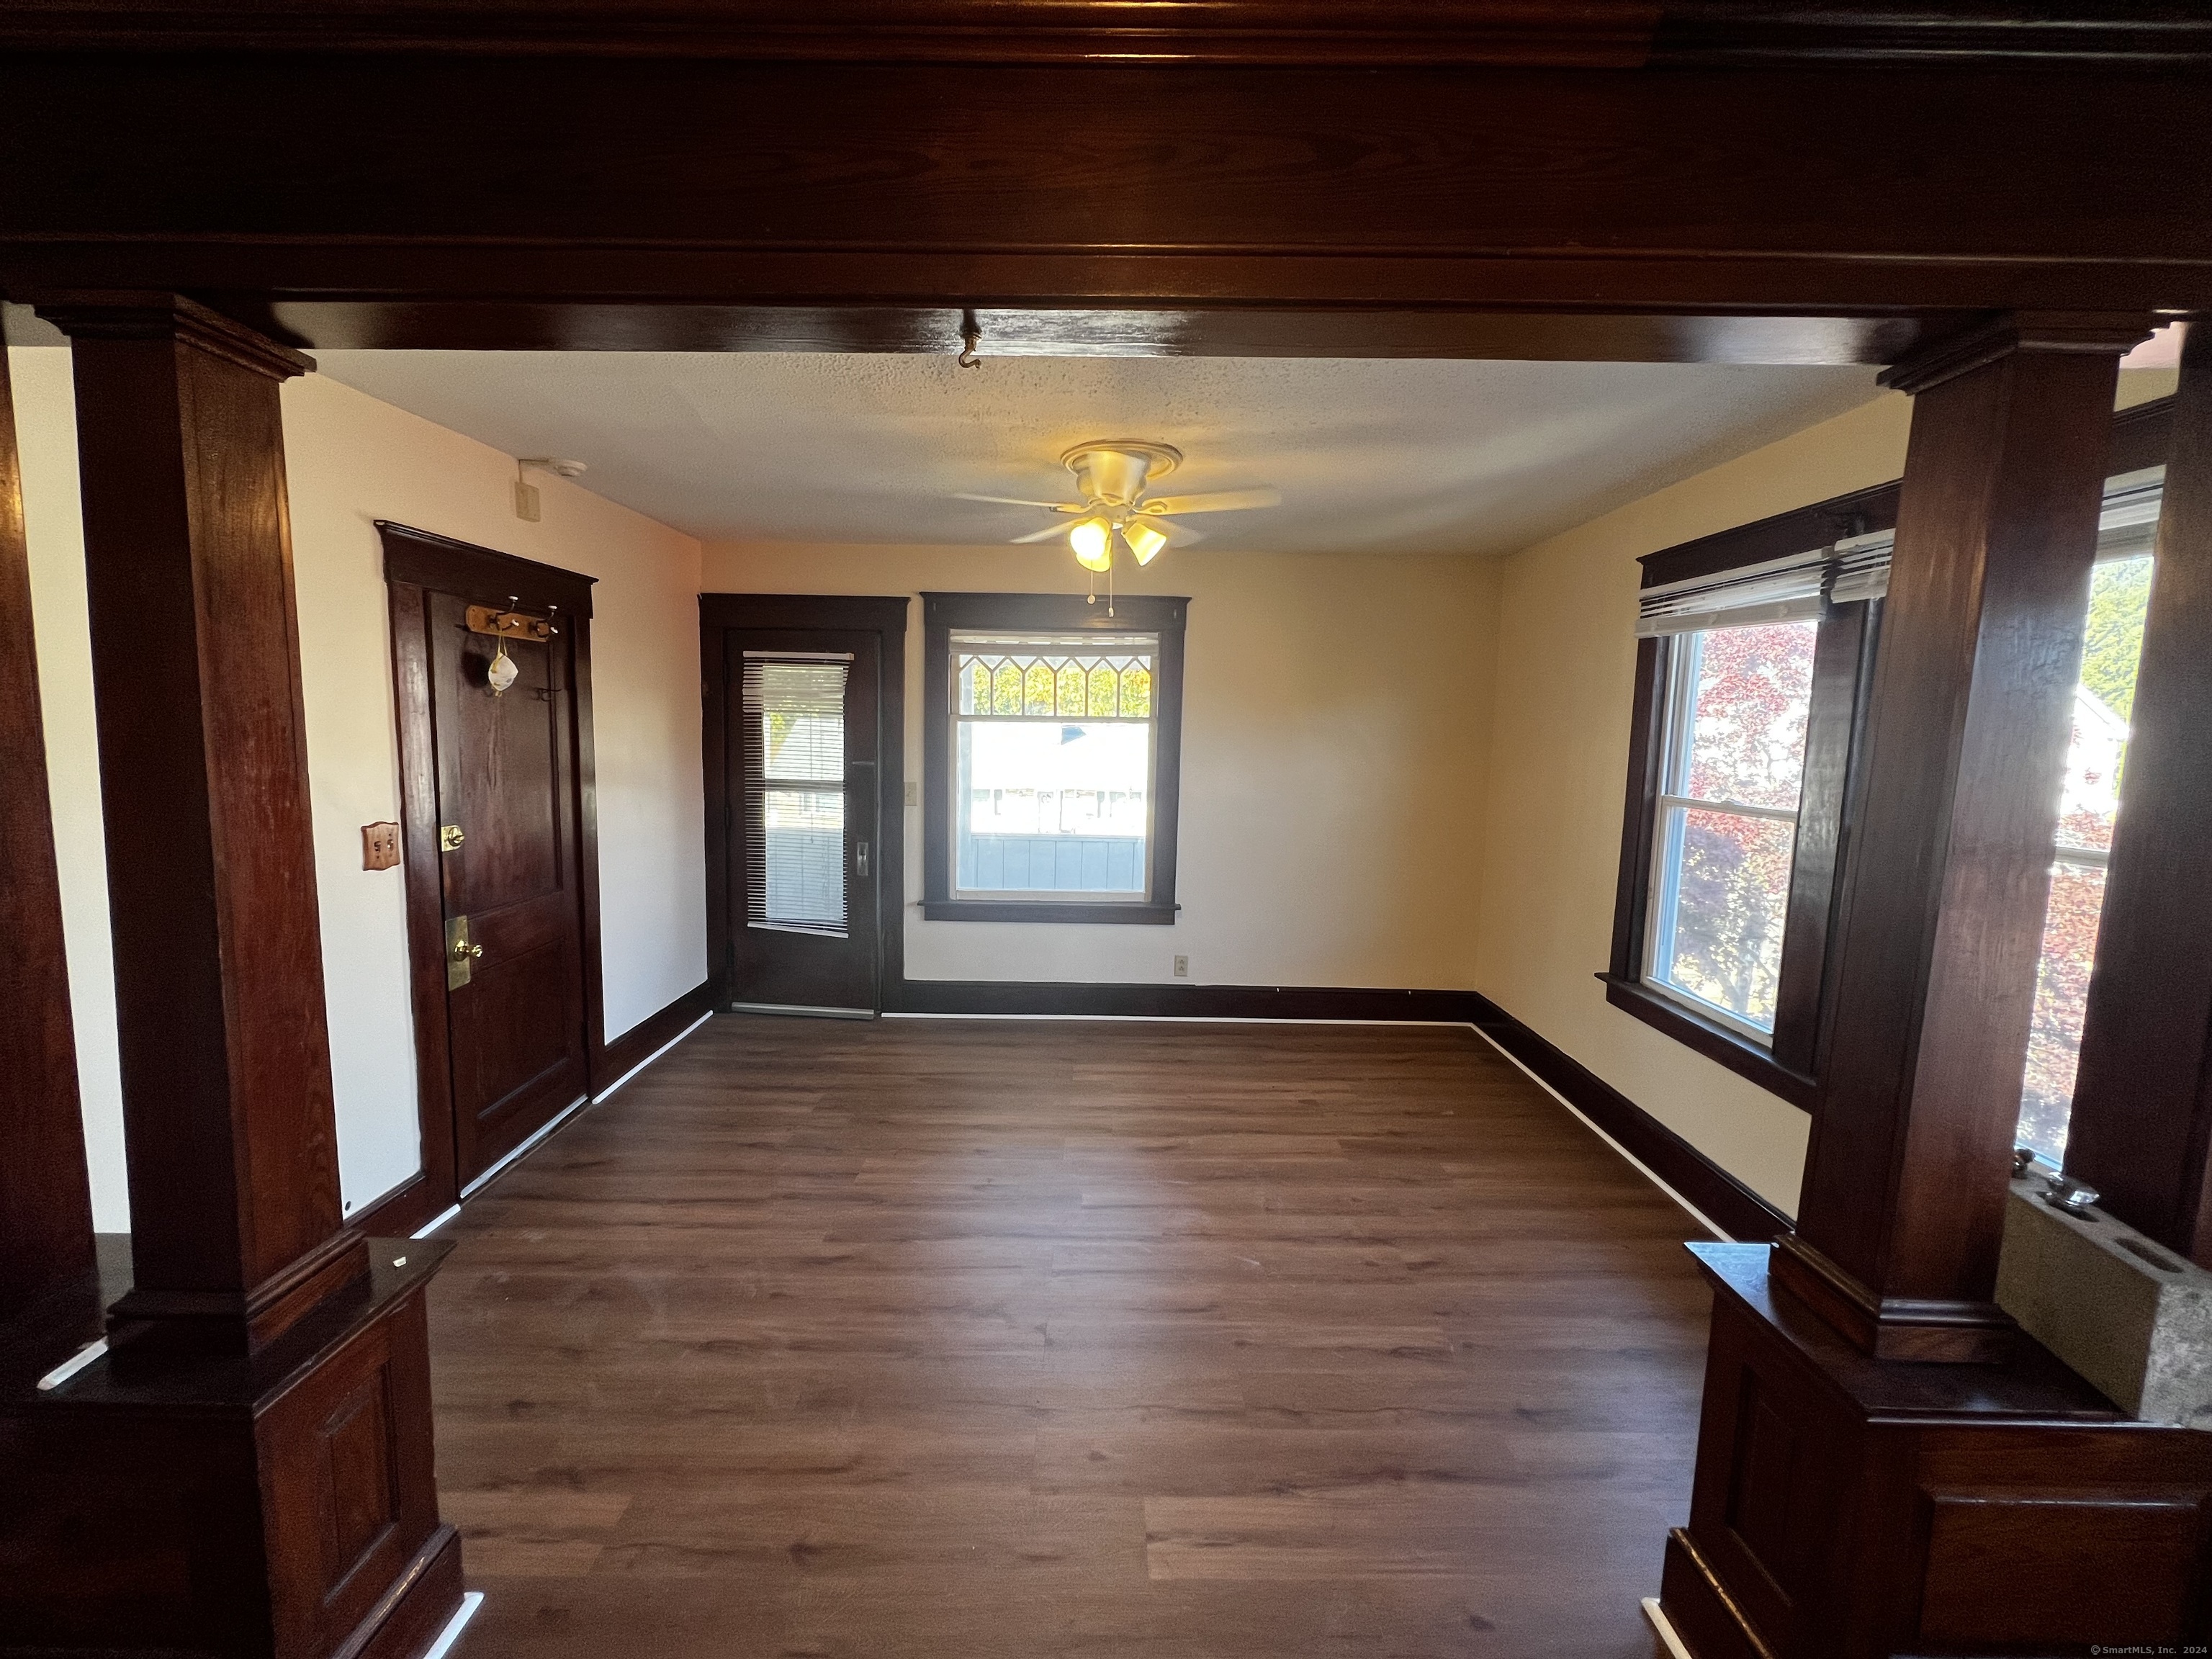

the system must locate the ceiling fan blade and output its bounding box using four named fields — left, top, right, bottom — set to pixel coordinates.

left=1153, top=517, right=1207, bottom=545
left=955, top=493, right=1084, bottom=511
left=1010, top=522, right=1076, bottom=544
left=1138, top=487, right=1283, bottom=516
